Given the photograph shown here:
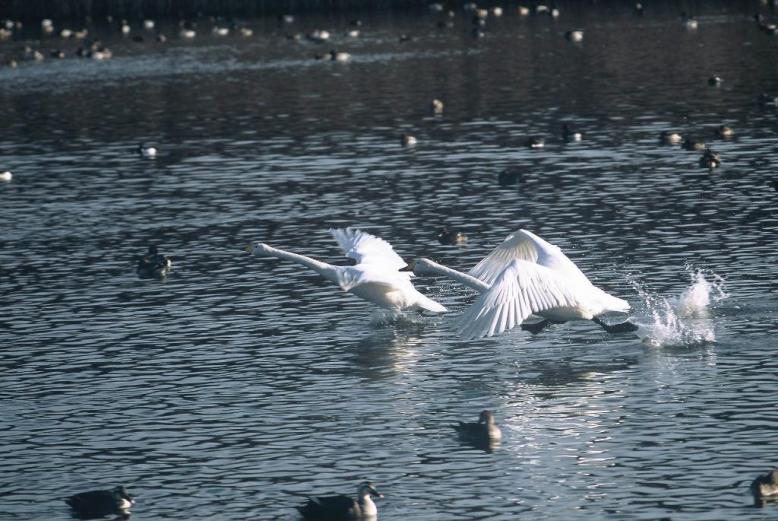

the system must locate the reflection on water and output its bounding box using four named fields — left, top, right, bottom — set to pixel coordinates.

left=1, top=1, right=778, bottom=520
